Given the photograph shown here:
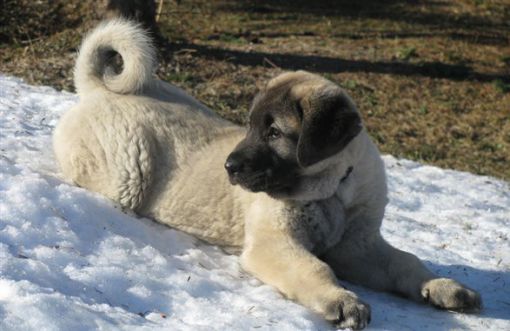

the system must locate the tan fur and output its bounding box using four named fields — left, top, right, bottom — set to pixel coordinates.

left=54, top=20, right=481, bottom=330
